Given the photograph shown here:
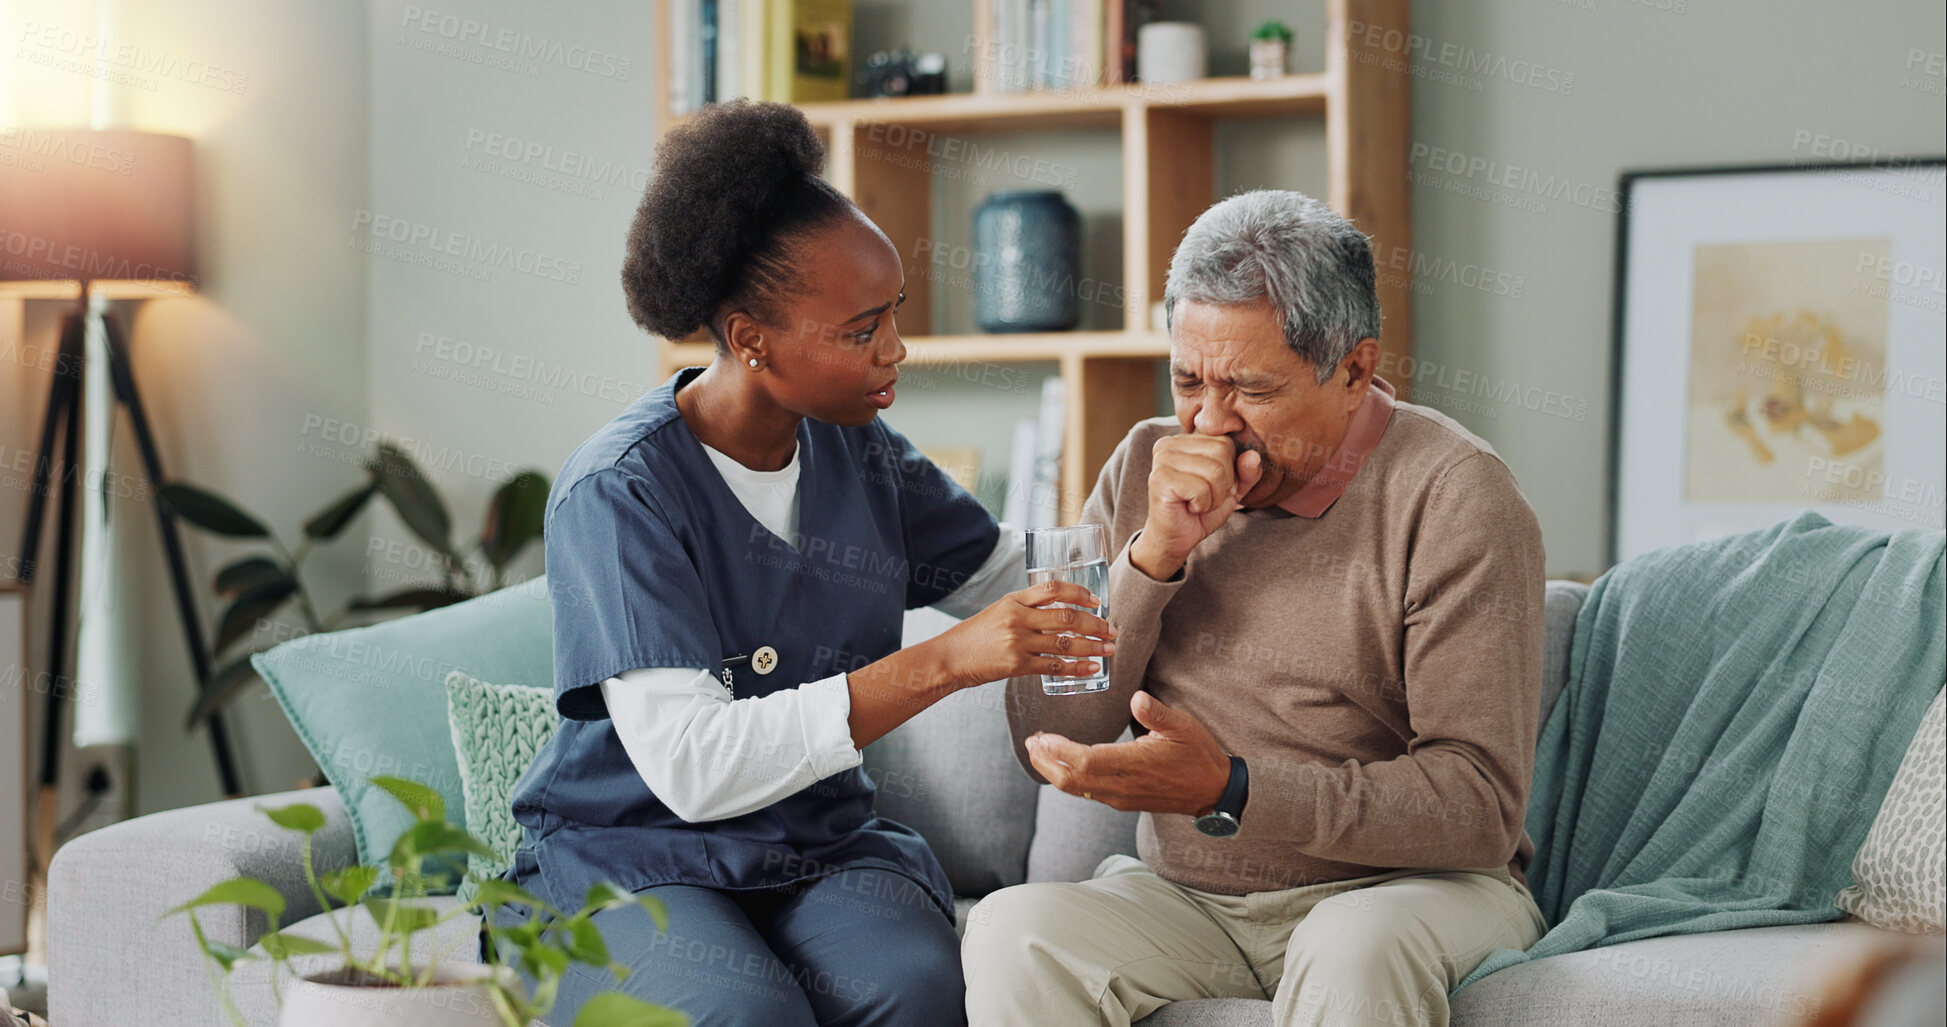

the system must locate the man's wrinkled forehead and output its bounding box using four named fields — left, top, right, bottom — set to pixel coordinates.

left=1169, top=349, right=1285, bottom=390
